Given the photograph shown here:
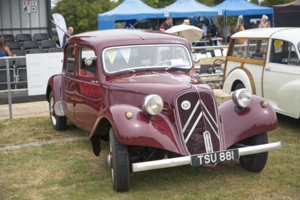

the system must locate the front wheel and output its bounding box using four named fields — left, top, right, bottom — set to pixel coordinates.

left=49, top=91, right=67, bottom=131
left=239, top=133, right=269, bottom=172
left=109, top=128, right=130, bottom=192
